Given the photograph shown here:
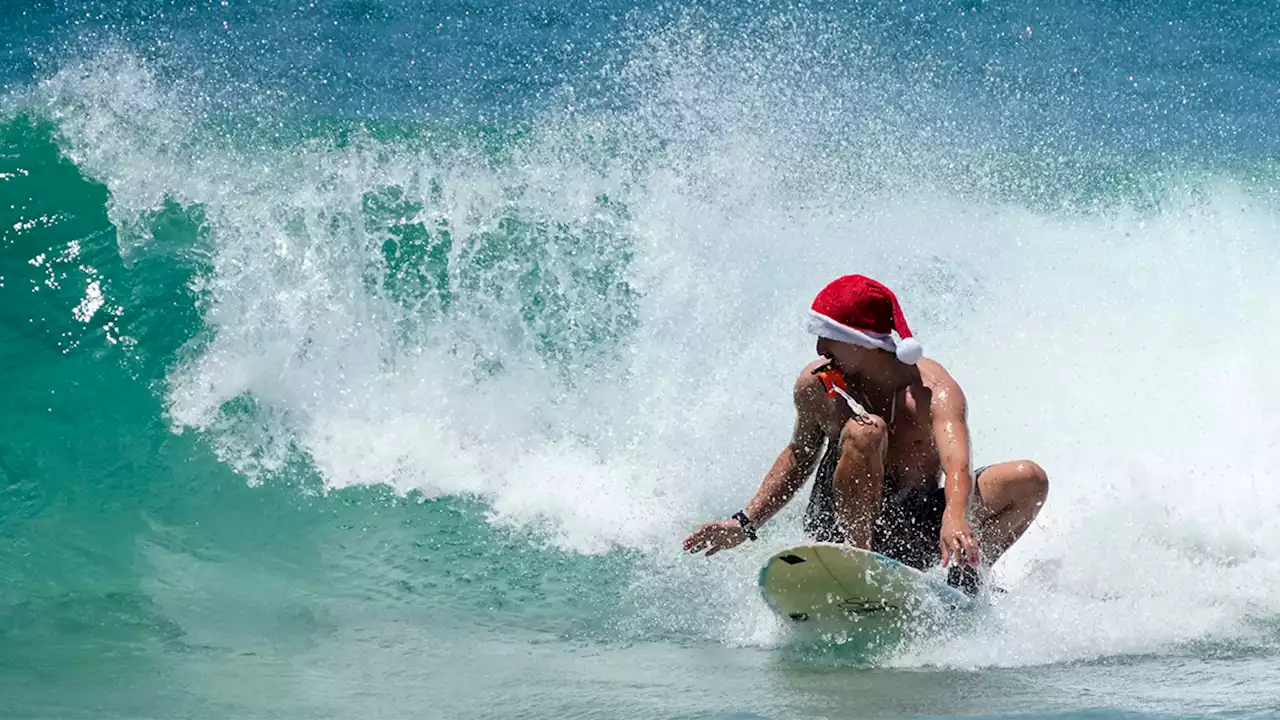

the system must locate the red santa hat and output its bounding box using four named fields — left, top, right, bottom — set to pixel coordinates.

left=804, top=275, right=924, bottom=364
